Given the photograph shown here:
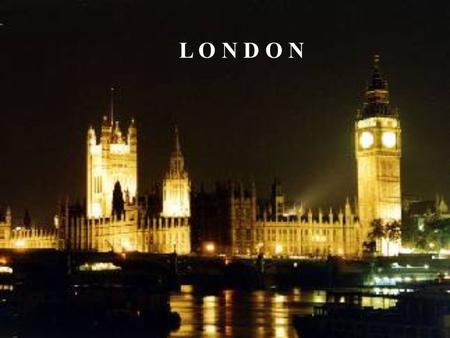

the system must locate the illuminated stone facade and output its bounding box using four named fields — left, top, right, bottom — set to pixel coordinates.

left=0, top=207, right=12, bottom=248
left=161, top=127, right=191, bottom=218
left=0, top=207, right=57, bottom=249
left=59, top=114, right=191, bottom=254
left=59, top=202, right=139, bottom=252
left=230, top=182, right=361, bottom=257
left=0, top=58, right=404, bottom=257
left=137, top=216, right=190, bottom=253
left=192, top=182, right=361, bottom=257
left=355, top=56, right=402, bottom=256
left=86, top=115, right=137, bottom=219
